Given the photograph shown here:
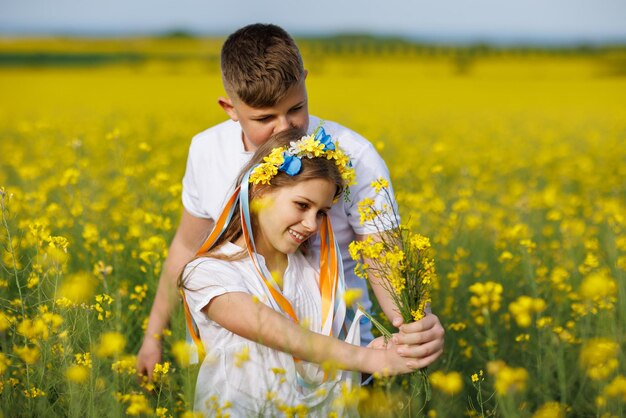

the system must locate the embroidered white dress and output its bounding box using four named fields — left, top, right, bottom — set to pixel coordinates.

left=183, top=242, right=363, bottom=417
